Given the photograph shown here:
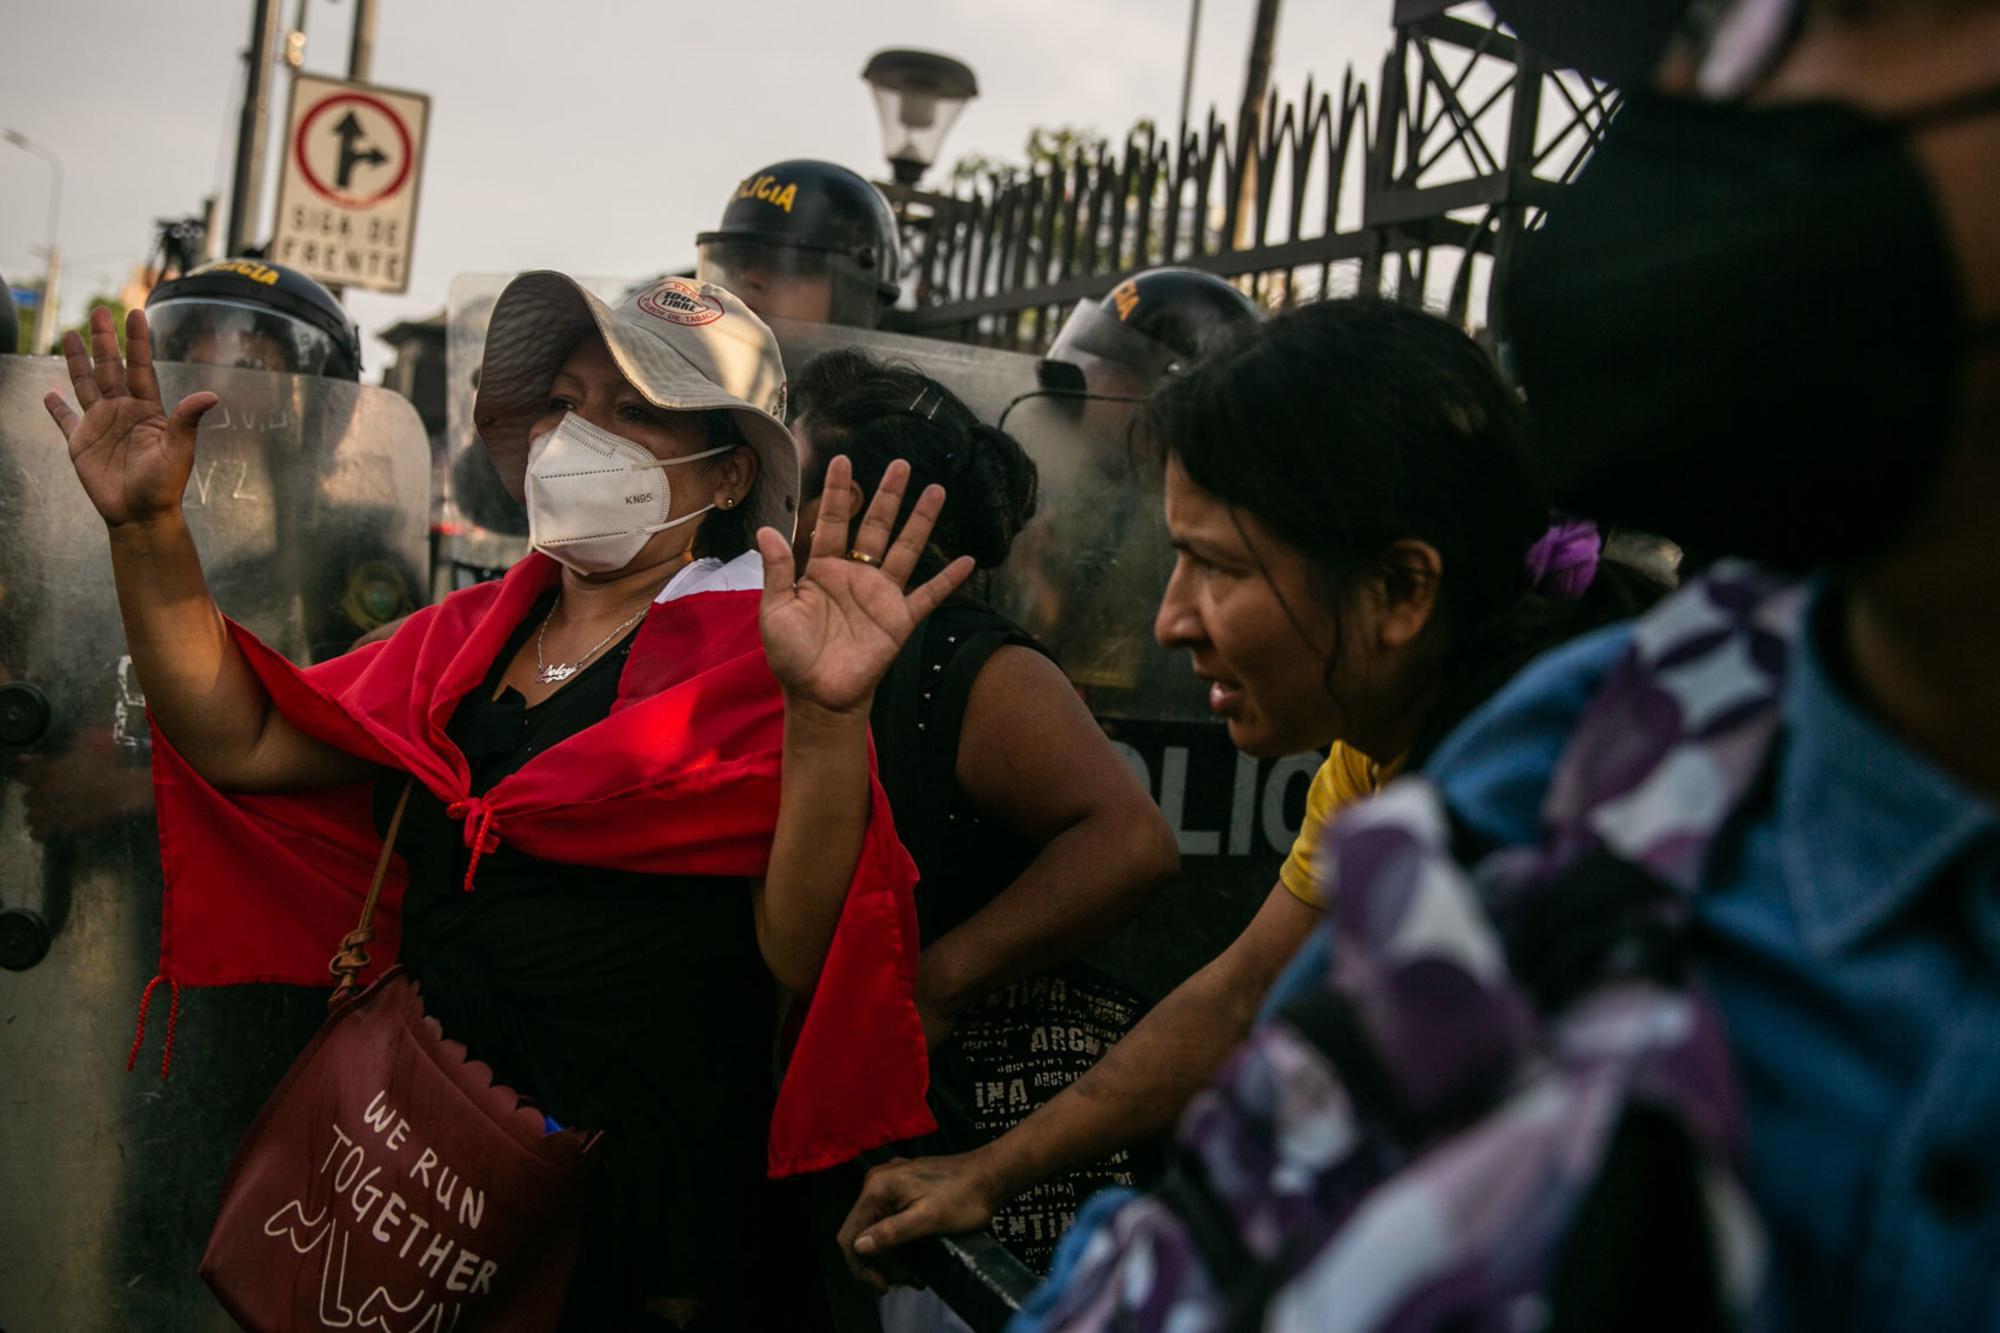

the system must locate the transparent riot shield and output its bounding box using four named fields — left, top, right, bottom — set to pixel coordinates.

left=0, top=355, right=430, bottom=1330
left=769, top=320, right=1319, bottom=1003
